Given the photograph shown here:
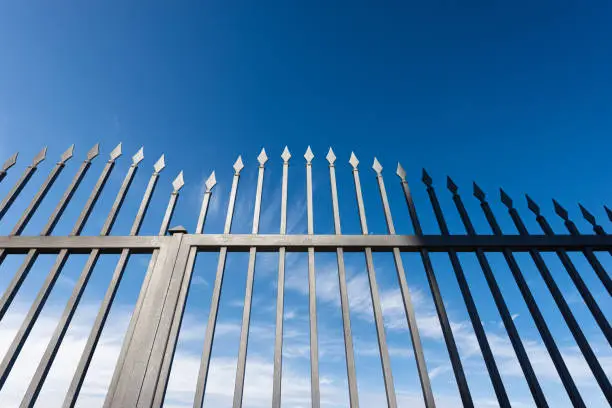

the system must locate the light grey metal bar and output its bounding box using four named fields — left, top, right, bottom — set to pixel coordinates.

left=272, top=147, right=290, bottom=408
left=0, top=143, right=122, bottom=389
left=326, top=148, right=359, bottom=408
left=193, top=156, right=243, bottom=408
left=0, top=146, right=74, bottom=265
left=0, top=144, right=100, bottom=321
left=0, top=152, right=18, bottom=184
left=2, top=233, right=612, bottom=253
left=101, top=170, right=184, bottom=408
left=0, top=147, right=46, bottom=221
left=10, top=145, right=73, bottom=236
left=350, top=152, right=397, bottom=408
left=305, top=146, right=320, bottom=408
left=151, top=172, right=215, bottom=407
left=375, top=161, right=435, bottom=407
left=233, top=150, right=267, bottom=407
left=22, top=149, right=149, bottom=407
